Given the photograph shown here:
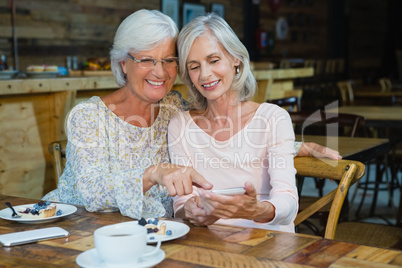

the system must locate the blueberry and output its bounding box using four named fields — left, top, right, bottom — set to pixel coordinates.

left=36, top=201, right=47, bottom=210
left=149, top=236, right=155, bottom=240
left=147, top=228, right=153, bottom=234
left=31, top=209, right=39, bottom=215
left=56, top=210, right=62, bottom=216
left=166, top=230, right=172, bottom=235
left=45, top=201, right=51, bottom=206
left=148, top=219, right=153, bottom=224
left=152, top=219, right=159, bottom=225
left=138, top=217, right=147, bottom=226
